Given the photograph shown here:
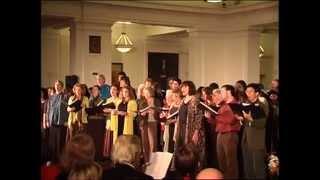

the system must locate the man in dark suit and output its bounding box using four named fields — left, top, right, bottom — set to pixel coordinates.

left=241, top=83, right=269, bottom=179
left=103, top=135, right=153, bottom=180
